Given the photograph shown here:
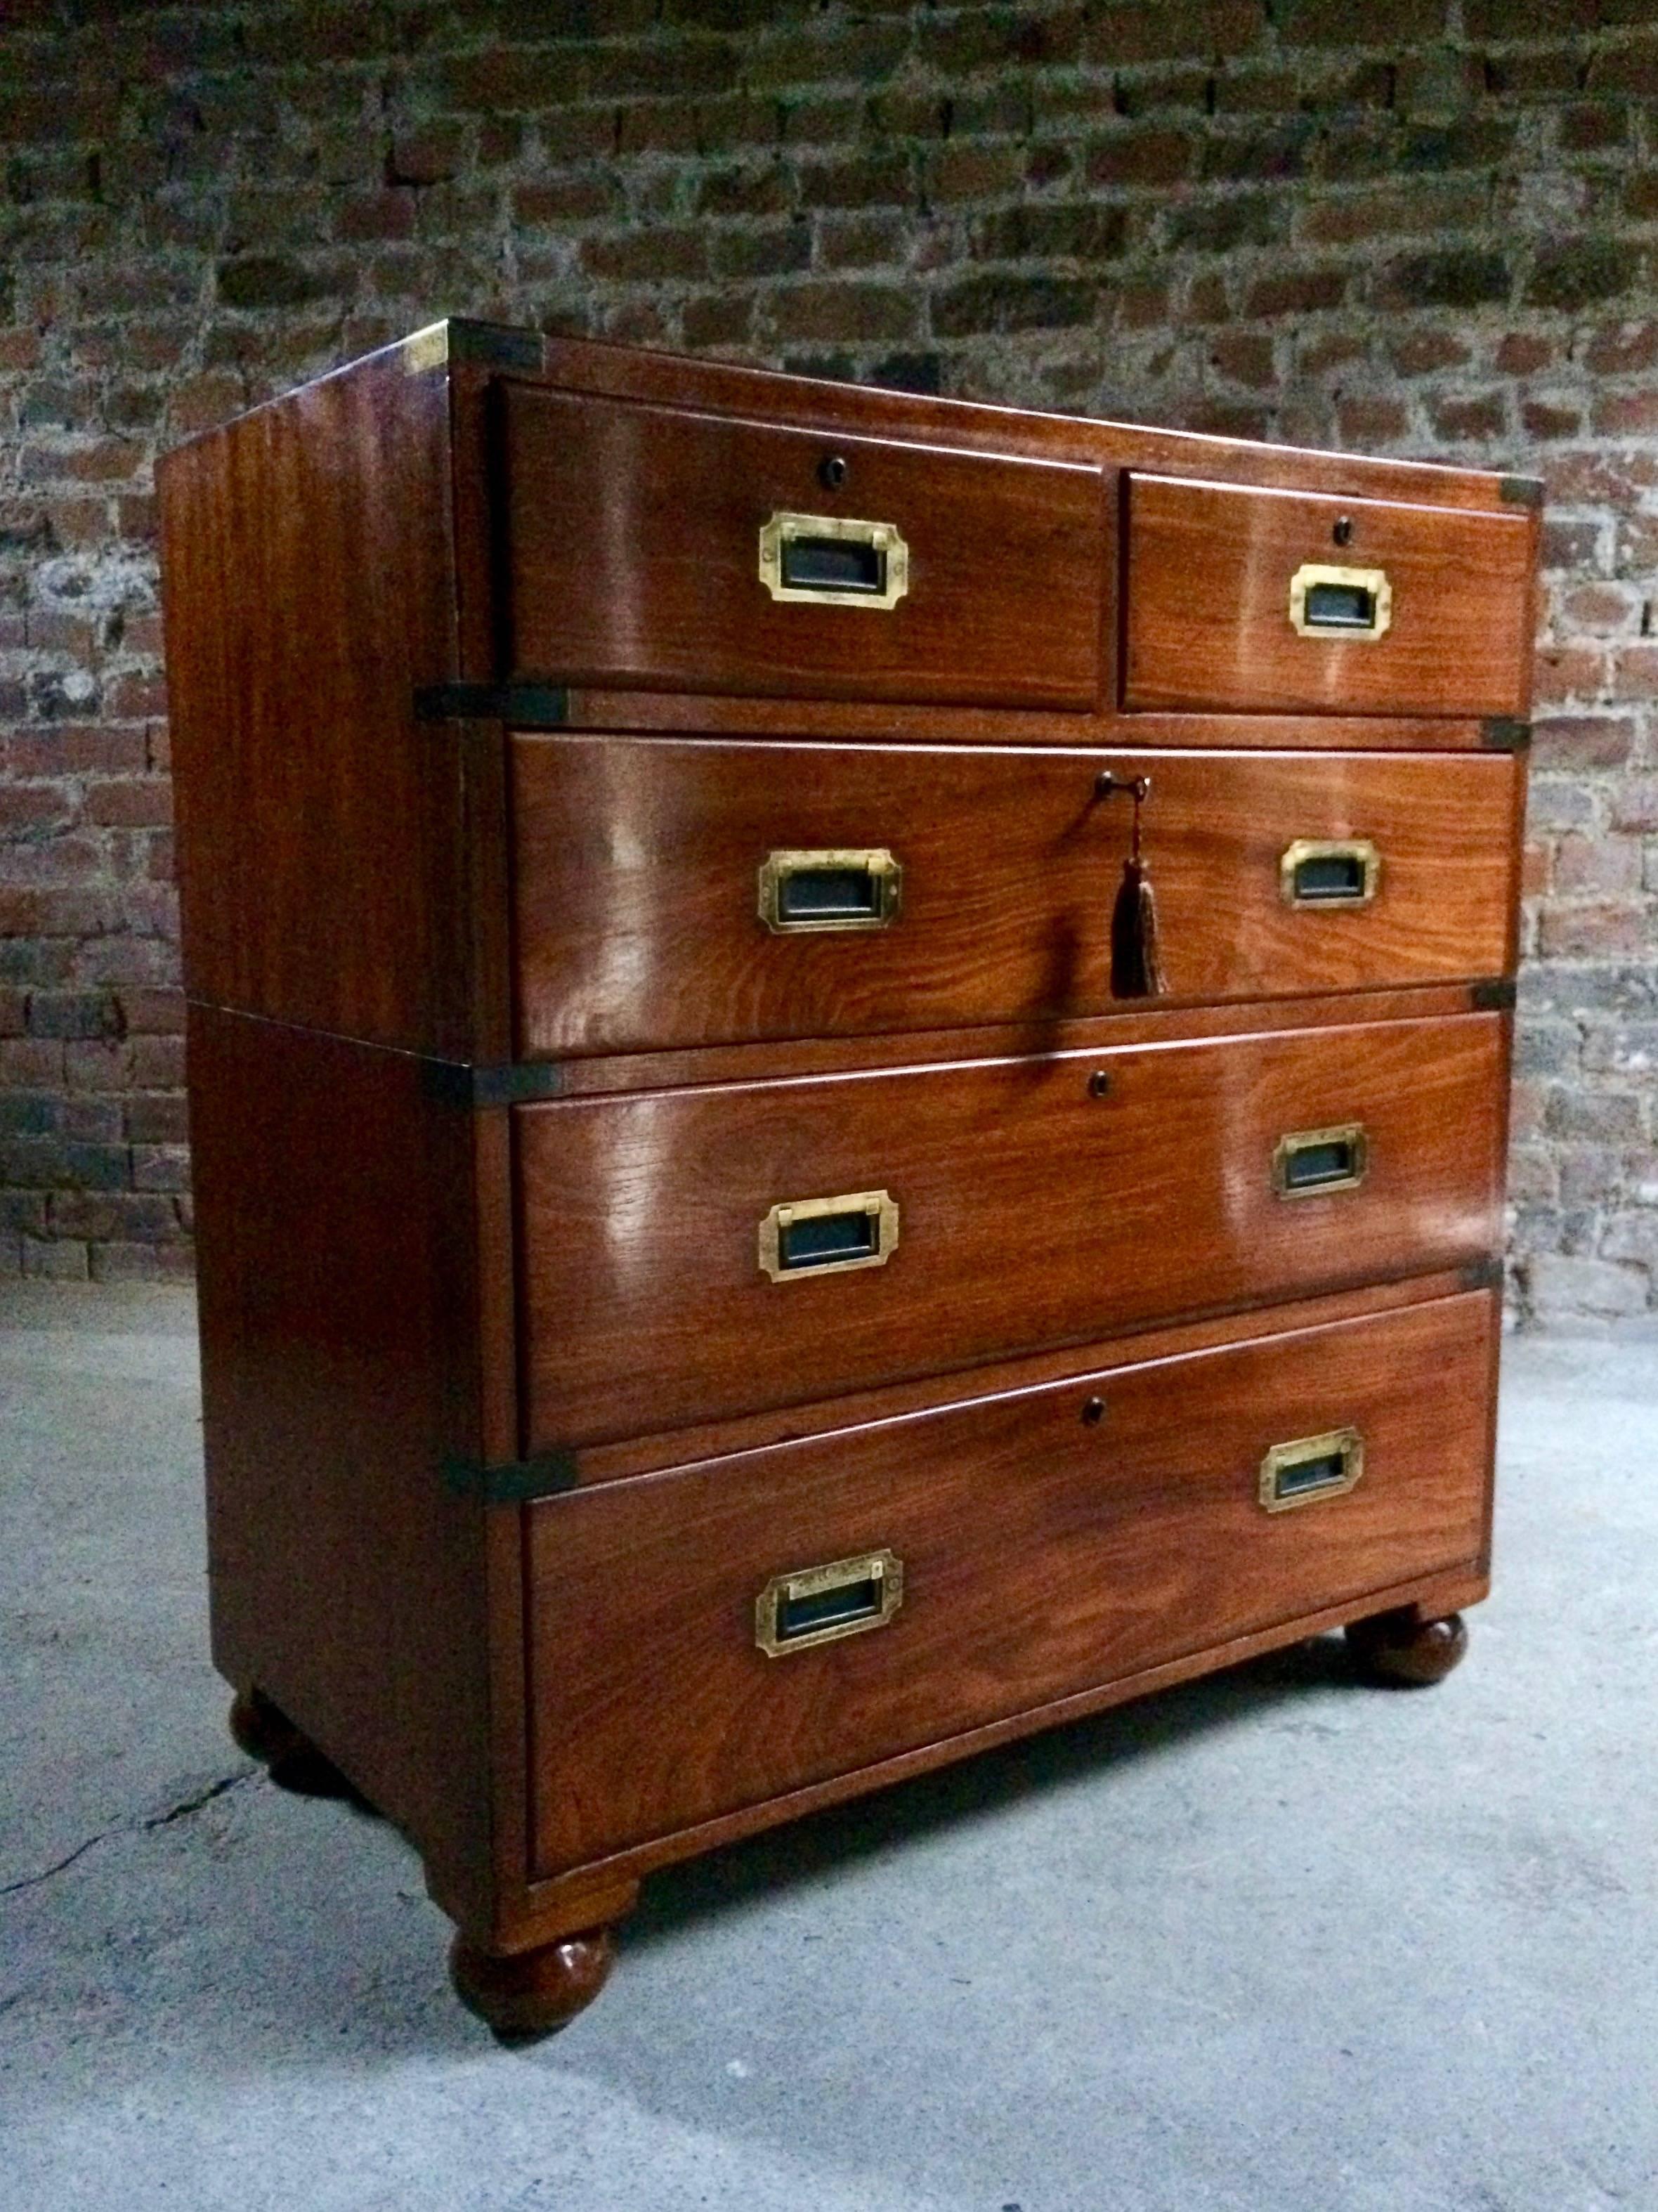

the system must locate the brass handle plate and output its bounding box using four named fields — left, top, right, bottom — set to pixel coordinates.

left=758, top=511, right=910, bottom=609
left=1280, top=838, right=1381, bottom=907
left=758, top=1189, right=899, bottom=1282
left=755, top=1548, right=905, bottom=1655
left=1272, top=1123, right=1369, bottom=1198
left=757, top=848, right=903, bottom=933
left=1288, top=563, right=1392, bottom=641
left=1260, top=1427, right=1364, bottom=1513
